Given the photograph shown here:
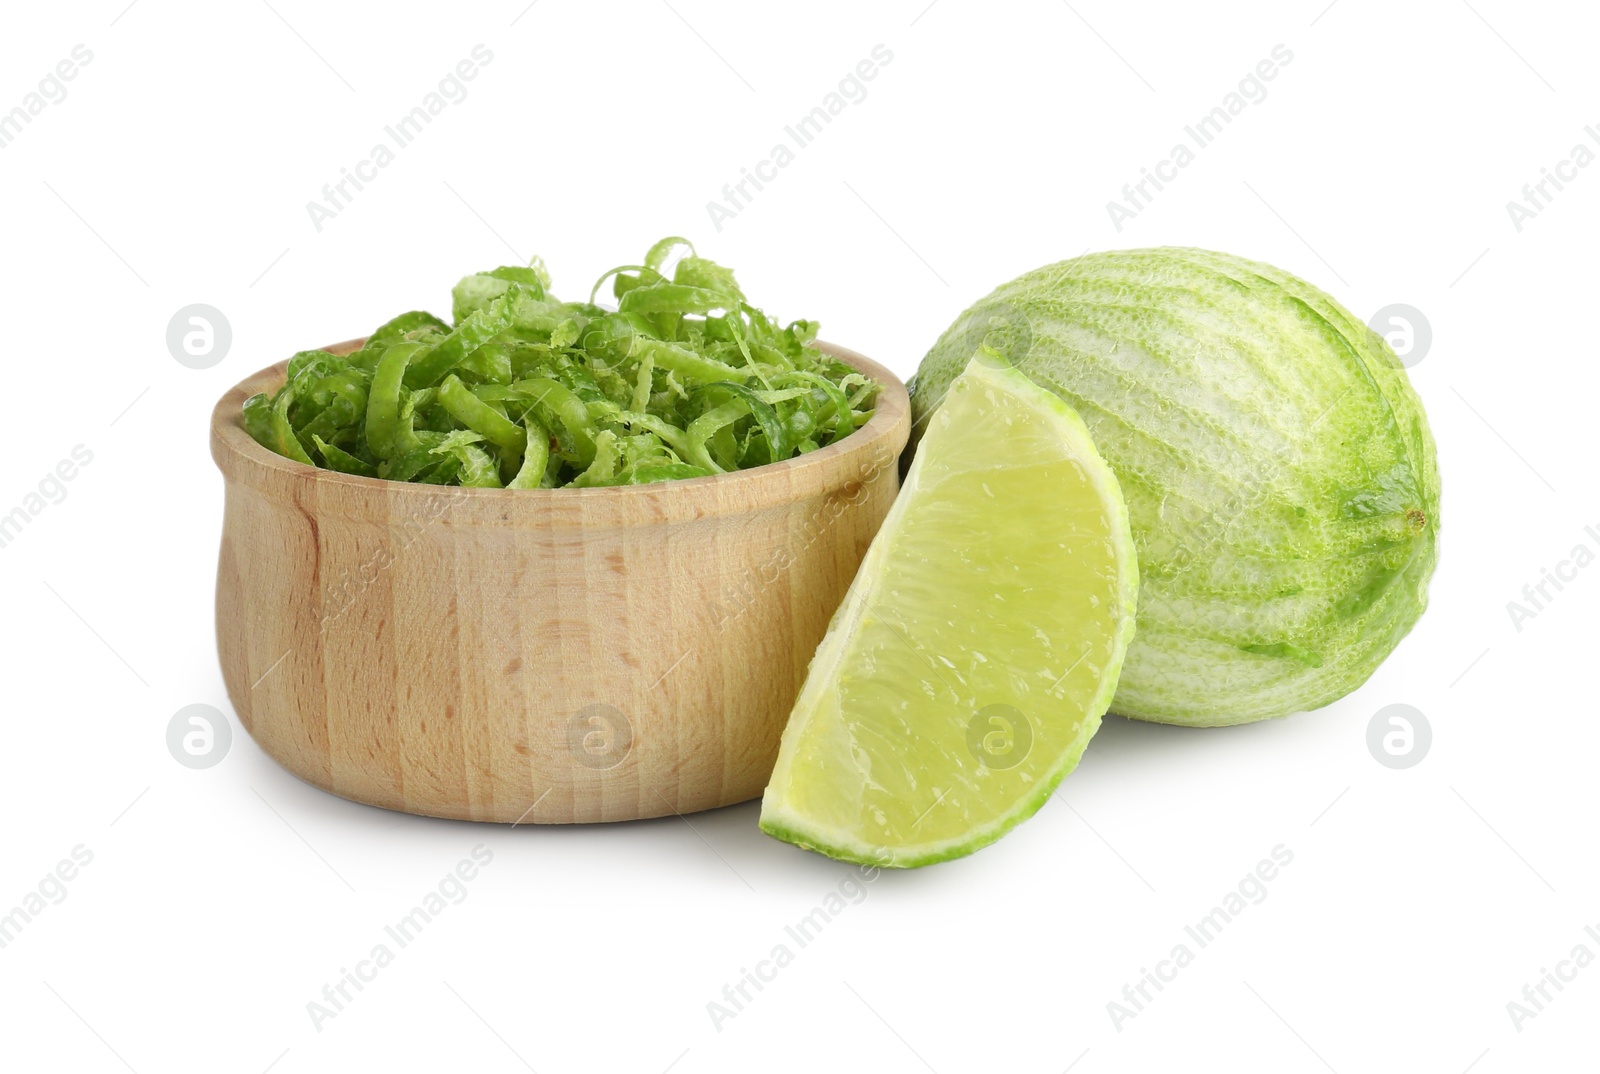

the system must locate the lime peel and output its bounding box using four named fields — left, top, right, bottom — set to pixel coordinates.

left=242, top=239, right=878, bottom=488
